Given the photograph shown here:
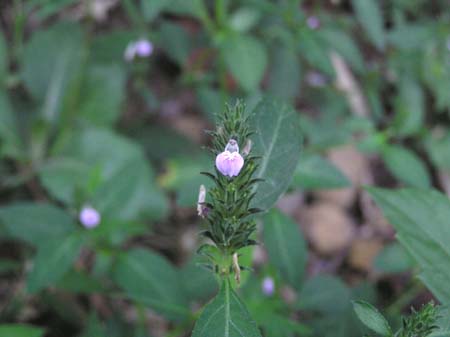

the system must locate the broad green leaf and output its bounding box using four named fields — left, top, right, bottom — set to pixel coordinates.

left=263, top=209, right=307, bottom=288
left=382, top=145, right=430, bottom=188
left=22, top=22, right=83, bottom=123
left=425, top=132, right=450, bottom=171
left=368, top=187, right=450, bottom=304
left=267, top=46, right=301, bottom=100
left=374, top=242, right=414, bottom=274
left=113, top=249, right=189, bottom=321
left=298, top=275, right=351, bottom=314
left=141, top=0, right=171, bottom=21
left=191, top=279, right=262, bottom=337
left=159, top=22, right=192, bottom=65
left=0, top=203, right=75, bottom=246
left=0, top=30, right=7, bottom=80
left=78, top=64, right=126, bottom=125
left=27, top=233, right=84, bottom=293
left=0, top=324, right=45, bottom=337
left=351, top=0, right=385, bottom=50
left=393, top=76, right=424, bottom=136
left=292, top=153, right=350, bottom=190
left=222, top=34, right=267, bottom=91
left=229, top=7, right=261, bottom=32
left=352, top=300, right=392, bottom=336
left=180, top=256, right=218, bottom=302
left=250, top=98, right=302, bottom=210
